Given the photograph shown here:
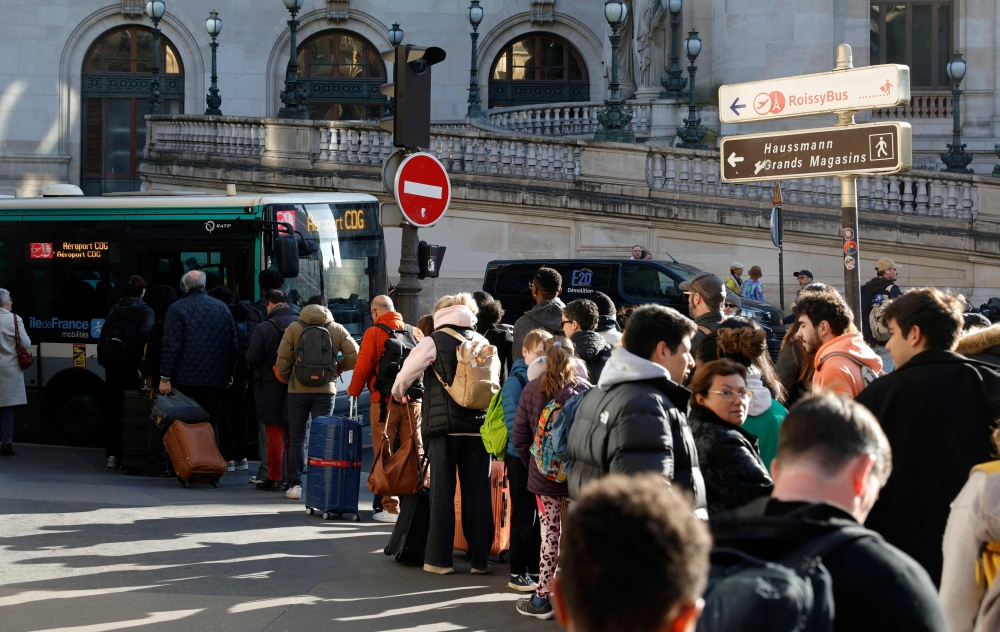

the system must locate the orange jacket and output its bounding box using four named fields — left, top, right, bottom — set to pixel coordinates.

left=812, top=331, right=883, bottom=399
left=347, top=311, right=421, bottom=402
